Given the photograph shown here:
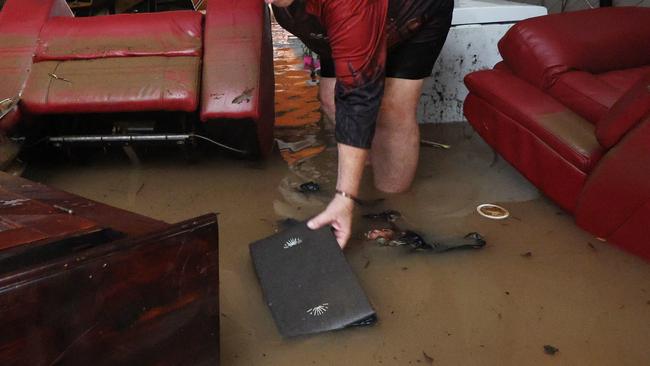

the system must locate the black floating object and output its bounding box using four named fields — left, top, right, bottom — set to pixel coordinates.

left=250, top=223, right=377, bottom=338
left=397, top=231, right=487, bottom=253
left=277, top=218, right=301, bottom=231
left=543, top=345, right=559, bottom=355
left=362, top=210, right=402, bottom=223
left=298, top=181, right=320, bottom=193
